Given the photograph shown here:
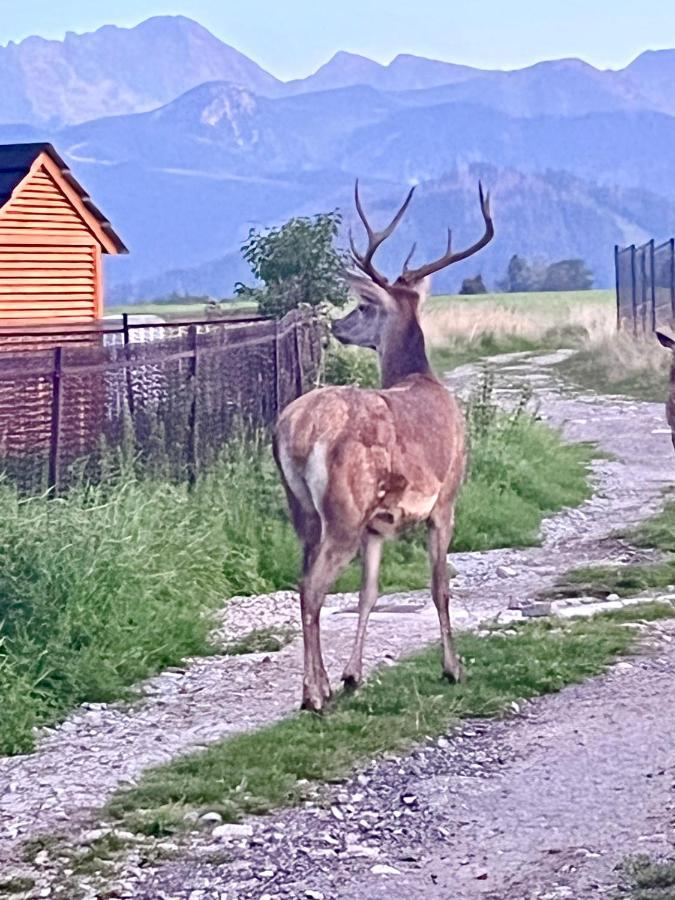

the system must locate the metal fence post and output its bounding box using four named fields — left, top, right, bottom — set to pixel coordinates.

left=650, top=239, right=657, bottom=332
left=630, top=244, right=637, bottom=336
left=47, top=346, right=63, bottom=495
left=614, top=244, right=621, bottom=331
left=122, top=312, right=135, bottom=418
left=294, top=314, right=304, bottom=398
left=273, top=317, right=281, bottom=419
left=187, top=324, right=199, bottom=487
